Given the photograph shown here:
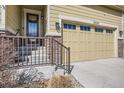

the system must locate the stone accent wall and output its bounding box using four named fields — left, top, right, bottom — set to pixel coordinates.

left=0, top=37, right=15, bottom=66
